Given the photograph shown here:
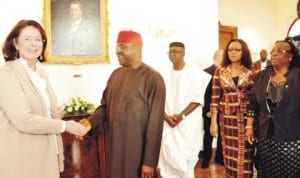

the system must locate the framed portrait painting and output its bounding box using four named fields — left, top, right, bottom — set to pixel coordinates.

left=287, top=18, right=300, bottom=55
left=42, top=0, right=109, bottom=64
